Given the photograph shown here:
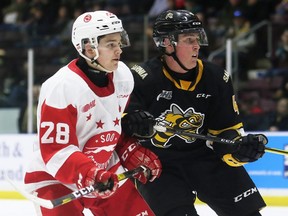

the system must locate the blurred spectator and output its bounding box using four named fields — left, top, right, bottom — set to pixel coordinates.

left=147, top=0, right=174, bottom=19
left=271, top=0, right=288, bottom=23
left=90, top=0, right=106, bottom=11
left=128, top=0, right=154, bottom=15
left=184, top=0, right=203, bottom=14
left=219, top=9, right=257, bottom=80
left=2, top=0, right=30, bottom=24
left=50, top=4, right=71, bottom=35
left=198, top=0, right=226, bottom=18
left=209, top=0, right=248, bottom=69
left=245, top=0, right=274, bottom=25
left=273, top=28, right=288, bottom=69
left=266, top=28, right=288, bottom=78
left=48, top=7, right=83, bottom=64
left=226, top=10, right=256, bottom=53
left=174, top=0, right=185, bottom=9
left=57, top=7, right=84, bottom=44
left=229, top=9, right=256, bottom=80
left=0, top=49, right=7, bottom=94
left=0, top=62, right=27, bottom=108
left=105, top=0, right=130, bottom=16
left=0, top=78, right=27, bottom=108
left=274, top=75, right=288, bottom=99
left=145, top=0, right=175, bottom=38
left=47, top=4, right=72, bottom=46
left=22, top=4, right=51, bottom=46
left=245, top=0, right=281, bottom=64
left=0, top=0, right=11, bottom=23
left=217, top=0, right=247, bottom=29
left=239, top=92, right=273, bottom=131
left=267, top=97, right=288, bottom=131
